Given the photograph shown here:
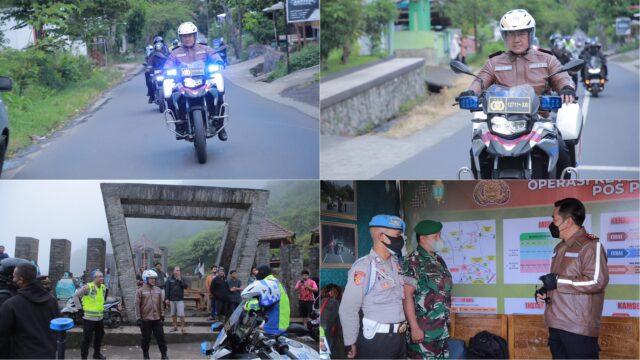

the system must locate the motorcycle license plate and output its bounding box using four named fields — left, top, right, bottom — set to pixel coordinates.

left=184, top=78, right=202, bottom=87
left=487, top=97, right=531, bottom=114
